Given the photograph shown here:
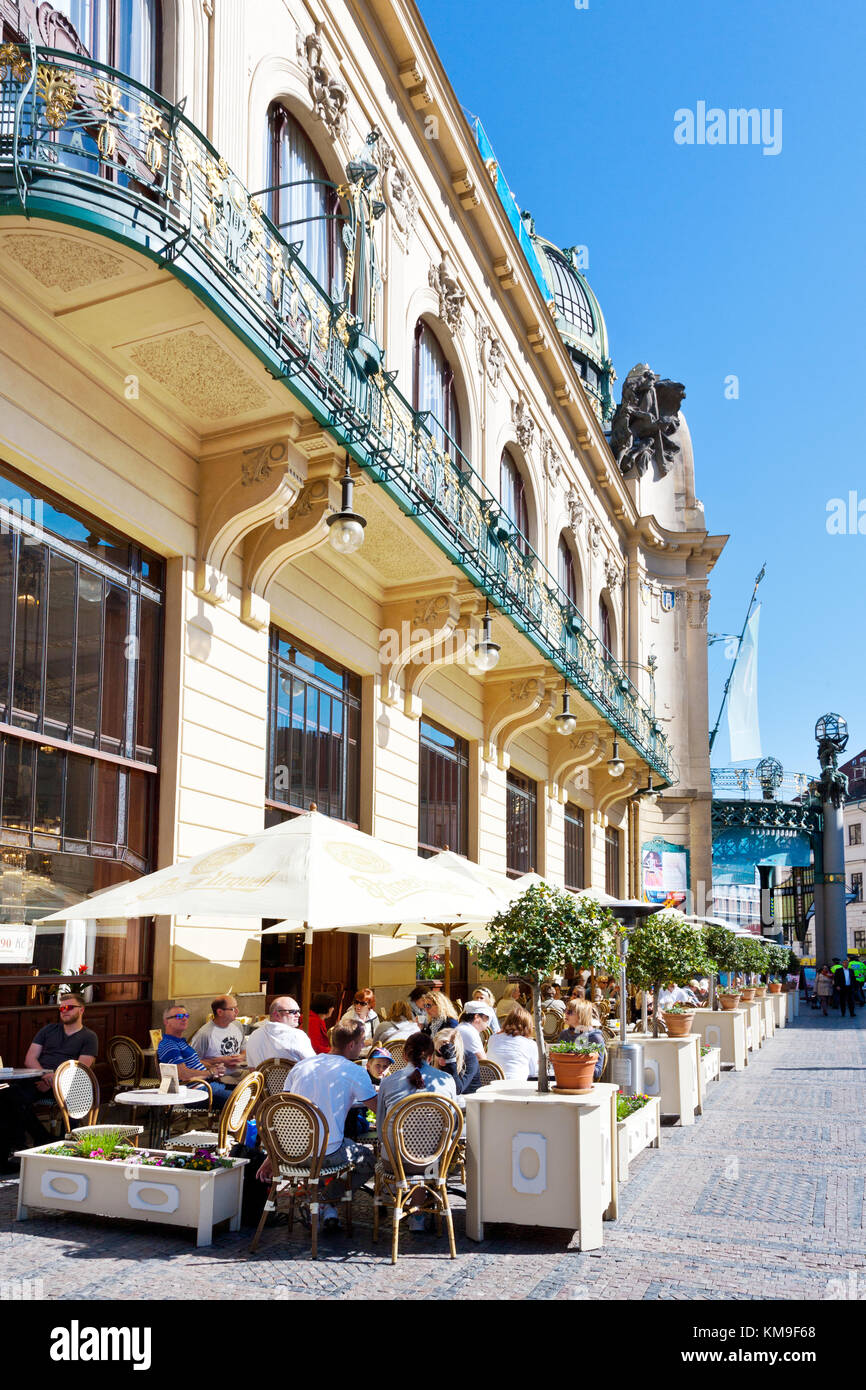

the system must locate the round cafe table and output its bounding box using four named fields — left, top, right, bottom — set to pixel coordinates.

left=115, top=1086, right=210, bottom=1149
left=0, top=1069, right=45, bottom=1080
